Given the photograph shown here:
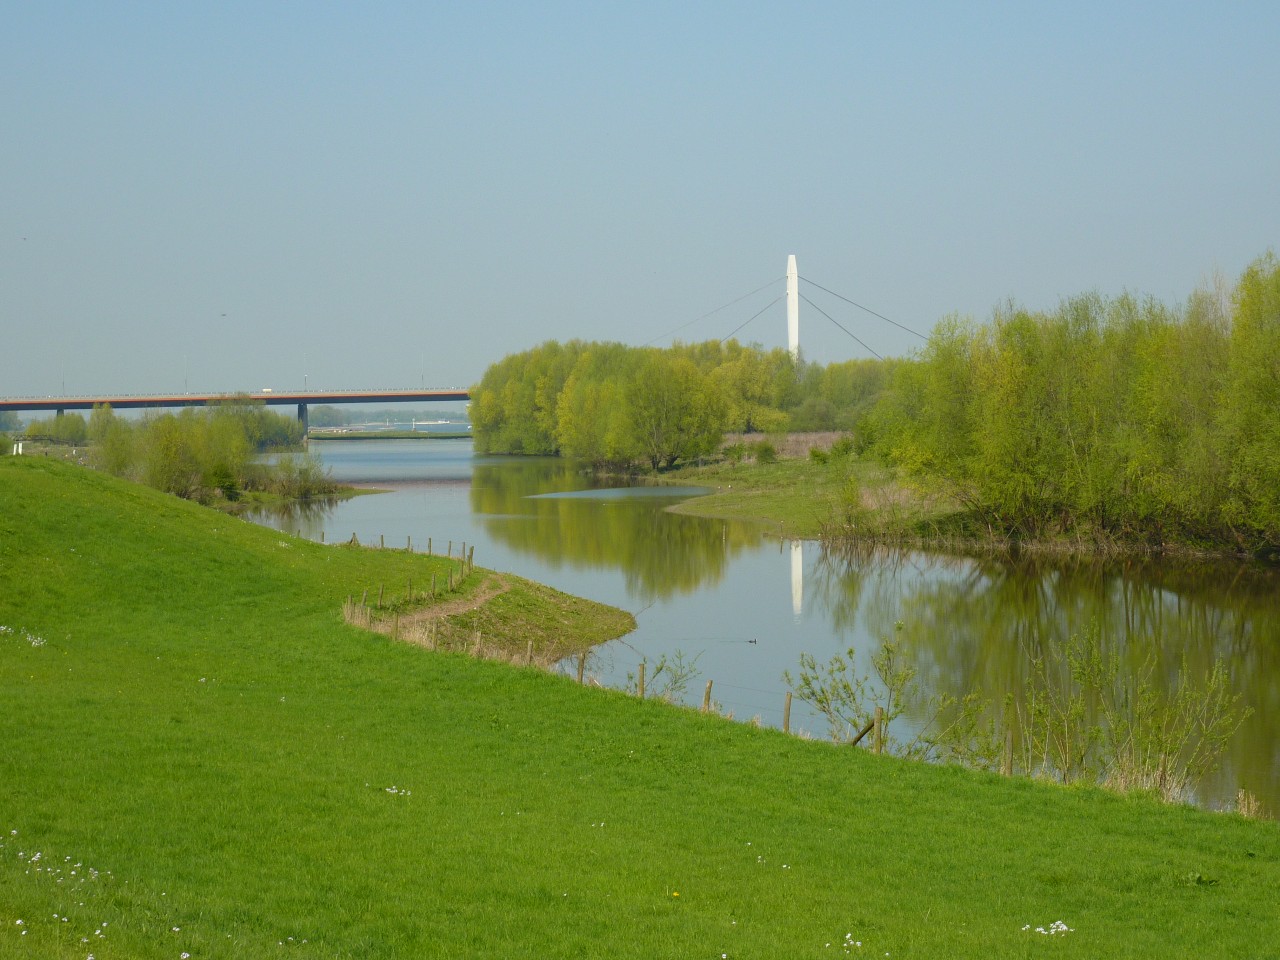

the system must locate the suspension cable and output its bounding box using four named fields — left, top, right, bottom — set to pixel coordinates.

left=800, top=276, right=928, bottom=340
left=718, top=296, right=783, bottom=344
left=799, top=293, right=883, bottom=360
left=642, top=276, right=785, bottom=346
